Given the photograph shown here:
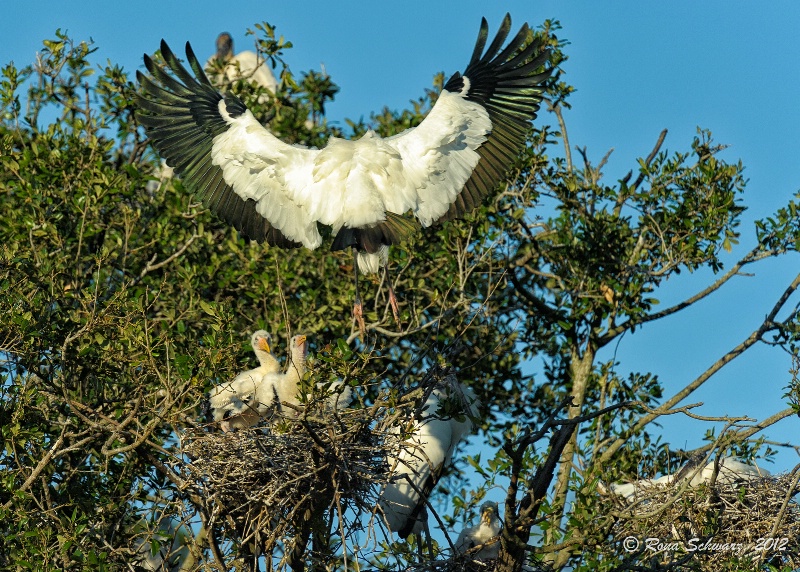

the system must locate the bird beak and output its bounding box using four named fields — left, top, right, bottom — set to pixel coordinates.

left=258, top=338, right=271, bottom=353
left=295, top=335, right=307, bottom=347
